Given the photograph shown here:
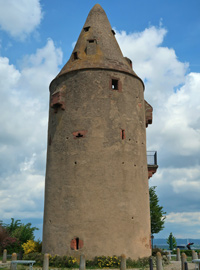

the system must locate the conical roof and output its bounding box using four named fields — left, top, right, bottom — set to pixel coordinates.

left=52, top=4, right=143, bottom=86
